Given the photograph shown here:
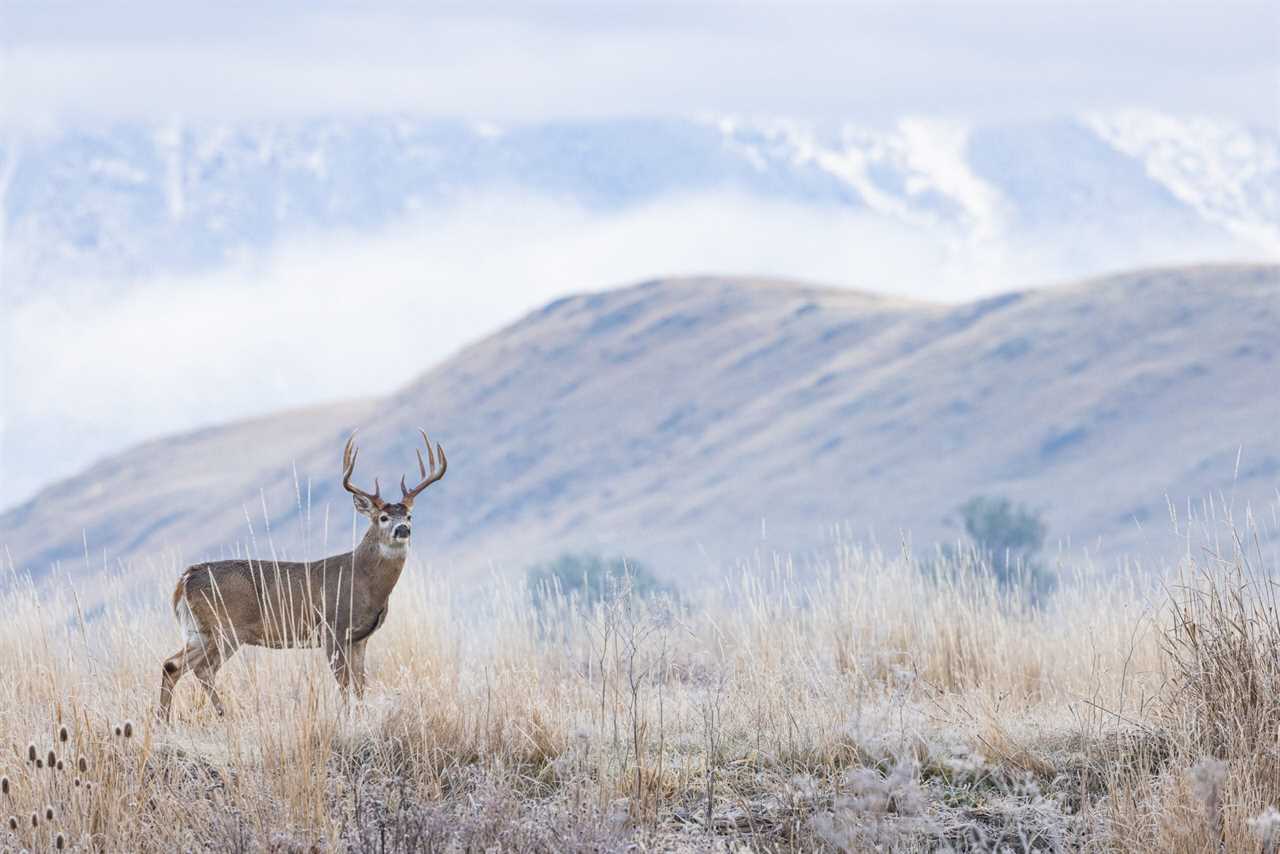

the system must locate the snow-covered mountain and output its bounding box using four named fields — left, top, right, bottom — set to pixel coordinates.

left=1, top=111, right=1275, bottom=515
left=2, top=112, right=1275, bottom=299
